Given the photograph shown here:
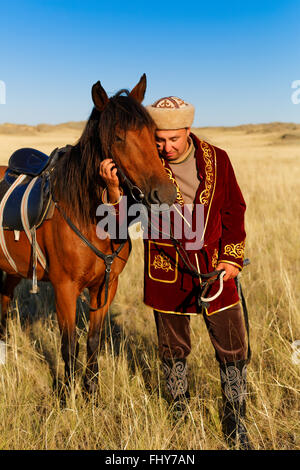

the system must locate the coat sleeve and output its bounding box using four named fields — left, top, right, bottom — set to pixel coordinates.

left=218, top=152, right=246, bottom=270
